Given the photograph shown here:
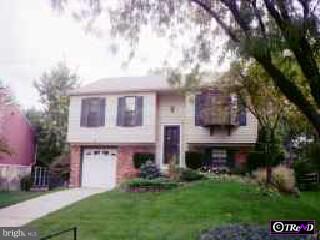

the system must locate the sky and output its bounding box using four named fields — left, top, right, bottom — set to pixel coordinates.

left=0, top=0, right=228, bottom=109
